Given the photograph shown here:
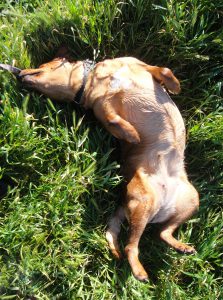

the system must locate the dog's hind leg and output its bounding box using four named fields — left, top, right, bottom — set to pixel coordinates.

left=106, top=206, right=126, bottom=259
left=124, top=170, right=156, bottom=281
left=124, top=196, right=153, bottom=282
left=159, top=182, right=199, bottom=254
